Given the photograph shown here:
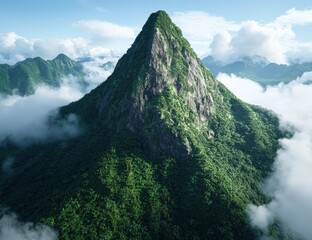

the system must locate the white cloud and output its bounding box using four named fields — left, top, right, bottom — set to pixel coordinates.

left=0, top=32, right=88, bottom=64
left=275, top=8, right=312, bottom=25
left=295, top=71, right=312, bottom=83
left=0, top=79, right=83, bottom=146
left=171, top=11, right=239, bottom=57
left=75, top=20, right=135, bottom=40
left=218, top=73, right=312, bottom=239
left=231, top=21, right=290, bottom=64
left=265, top=133, right=312, bottom=239
left=73, top=20, right=136, bottom=53
left=0, top=32, right=33, bottom=64
left=210, top=21, right=292, bottom=64
left=32, top=37, right=88, bottom=60
left=285, top=40, right=312, bottom=64
left=247, top=205, right=273, bottom=231
left=209, top=31, right=232, bottom=63
left=0, top=210, right=57, bottom=240
left=171, top=11, right=293, bottom=63
left=0, top=32, right=123, bottom=65
left=81, top=56, right=117, bottom=92
left=173, top=9, right=312, bottom=64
